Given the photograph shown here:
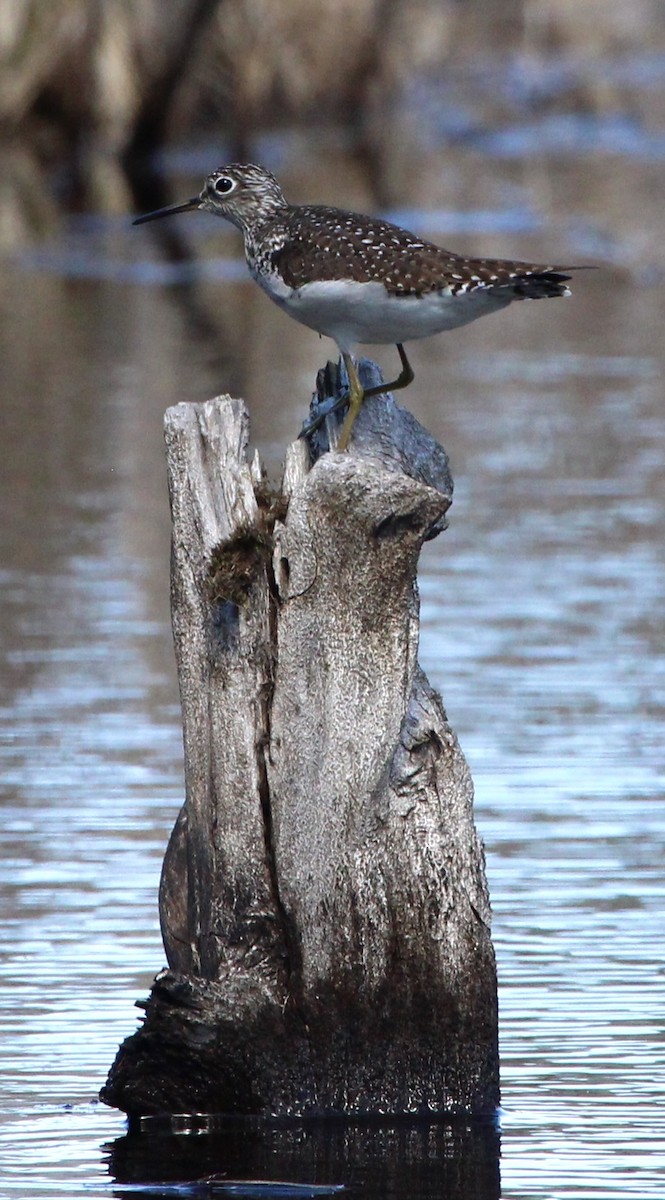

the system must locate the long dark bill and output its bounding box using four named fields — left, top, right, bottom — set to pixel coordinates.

left=133, top=197, right=200, bottom=225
